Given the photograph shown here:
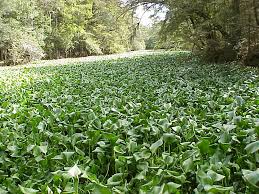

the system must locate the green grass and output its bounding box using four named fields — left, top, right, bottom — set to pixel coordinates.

left=0, top=52, right=258, bottom=194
